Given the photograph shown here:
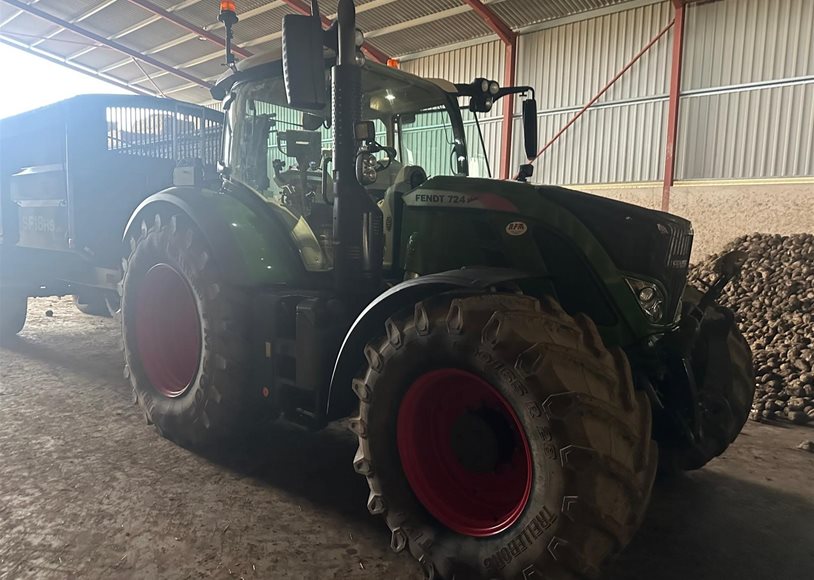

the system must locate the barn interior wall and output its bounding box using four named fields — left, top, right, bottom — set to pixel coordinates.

left=400, top=0, right=813, bottom=255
